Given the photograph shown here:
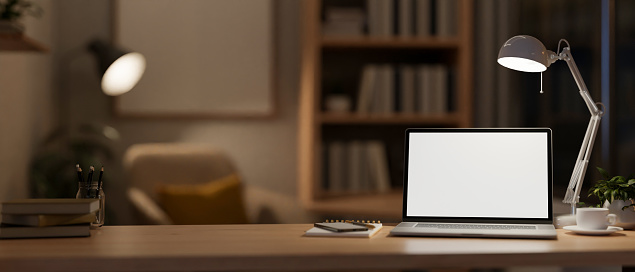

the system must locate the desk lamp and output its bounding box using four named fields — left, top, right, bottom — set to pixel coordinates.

left=497, top=35, right=605, bottom=219
left=88, top=40, right=146, bottom=96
